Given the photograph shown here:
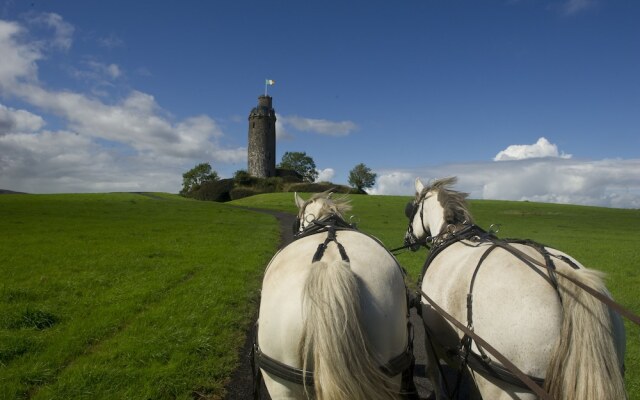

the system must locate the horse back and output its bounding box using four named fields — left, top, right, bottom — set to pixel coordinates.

left=421, top=240, right=564, bottom=378
left=258, top=230, right=409, bottom=387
